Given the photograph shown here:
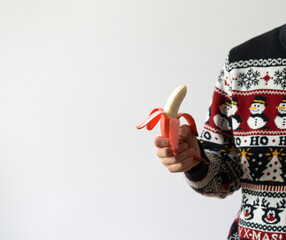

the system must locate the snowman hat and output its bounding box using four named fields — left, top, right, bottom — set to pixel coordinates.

left=232, top=97, right=239, bottom=106
left=281, top=96, right=286, bottom=103
left=251, top=96, right=268, bottom=105
left=219, top=99, right=232, bottom=108
left=225, top=99, right=232, bottom=107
